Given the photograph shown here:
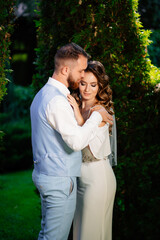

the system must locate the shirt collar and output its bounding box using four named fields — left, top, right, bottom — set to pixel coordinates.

left=47, top=77, right=70, bottom=96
